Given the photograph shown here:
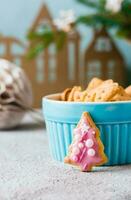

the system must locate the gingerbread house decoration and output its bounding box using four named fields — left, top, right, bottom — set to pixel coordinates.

left=0, top=36, right=25, bottom=66
left=0, top=5, right=126, bottom=108
left=84, top=28, right=125, bottom=86
left=23, top=5, right=80, bottom=107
